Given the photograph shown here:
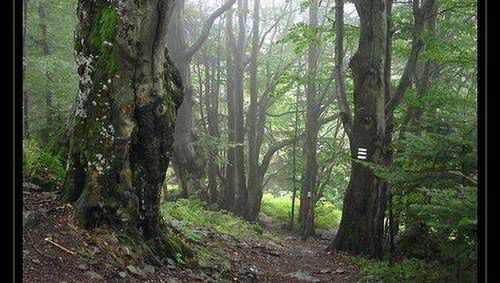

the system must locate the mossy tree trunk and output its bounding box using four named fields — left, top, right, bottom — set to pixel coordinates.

left=64, top=0, right=183, bottom=239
